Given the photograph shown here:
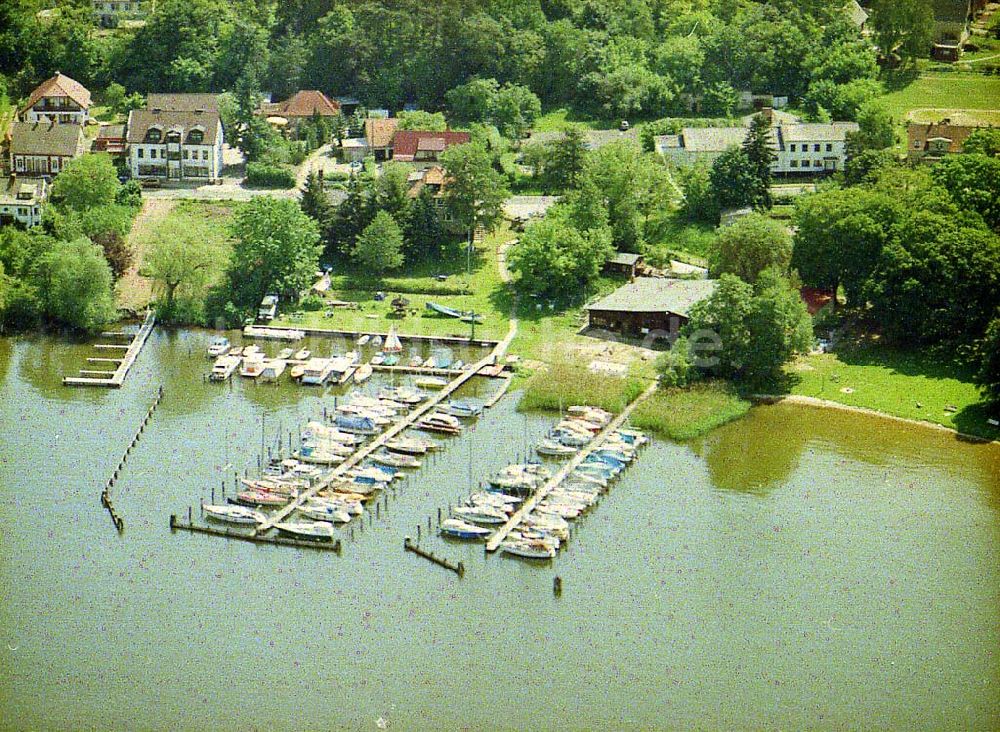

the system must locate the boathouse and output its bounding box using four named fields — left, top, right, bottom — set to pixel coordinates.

left=586, top=277, right=717, bottom=337
left=602, top=252, right=644, bottom=280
